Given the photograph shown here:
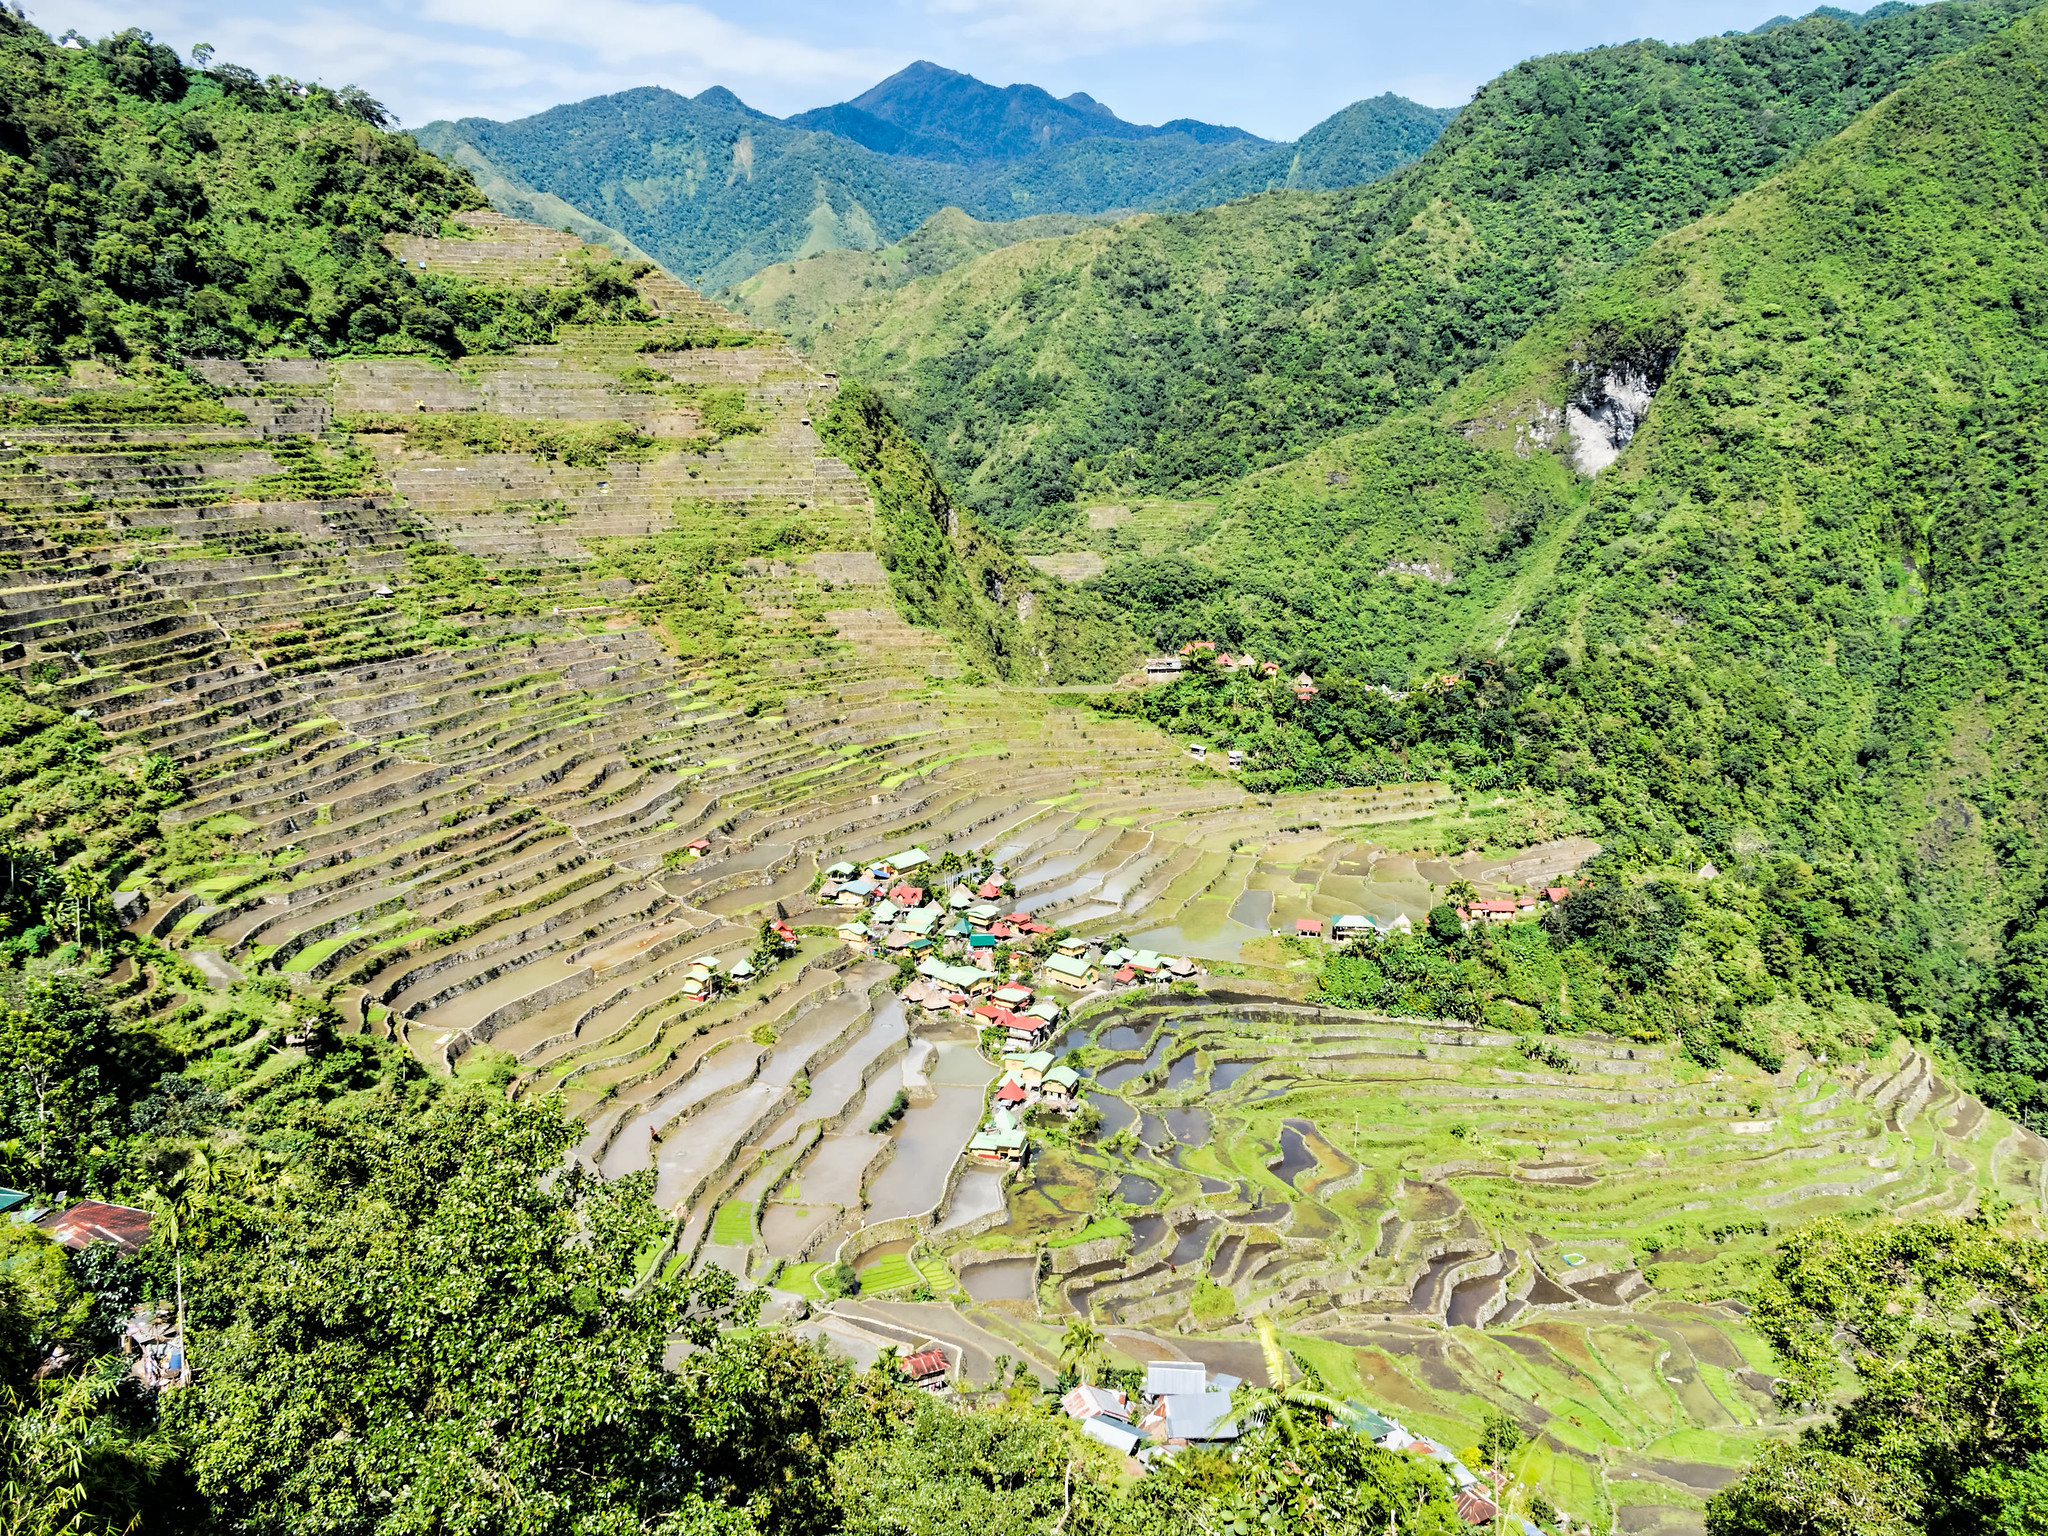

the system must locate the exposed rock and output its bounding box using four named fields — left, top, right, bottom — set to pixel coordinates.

left=1567, top=367, right=1657, bottom=475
